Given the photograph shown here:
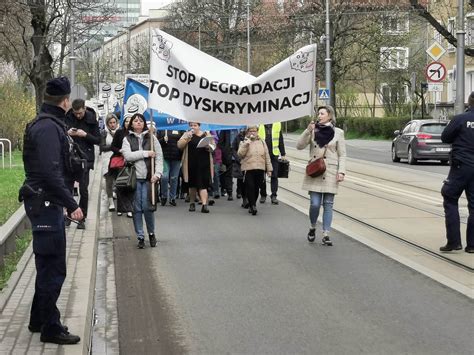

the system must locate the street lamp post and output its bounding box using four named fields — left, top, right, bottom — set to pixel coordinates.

left=70, top=23, right=77, bottom=88
left=247, top=0, right=251, bottom=74
left=455, top=0, right=465, bottom=114
left=325, top=0, right=332, bottom=105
